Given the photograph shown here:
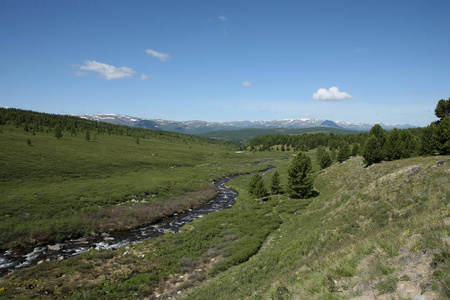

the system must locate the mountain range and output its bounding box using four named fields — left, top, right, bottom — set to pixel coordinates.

left=78, top=113, right=417, bottom=135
